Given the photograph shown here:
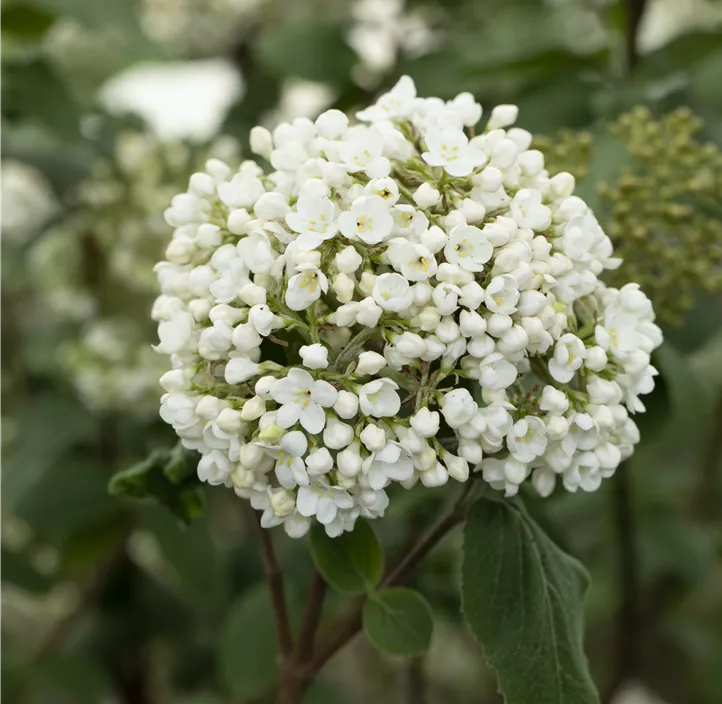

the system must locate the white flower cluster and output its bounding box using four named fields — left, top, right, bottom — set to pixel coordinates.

left=153, top=76, right=662, bottom=538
